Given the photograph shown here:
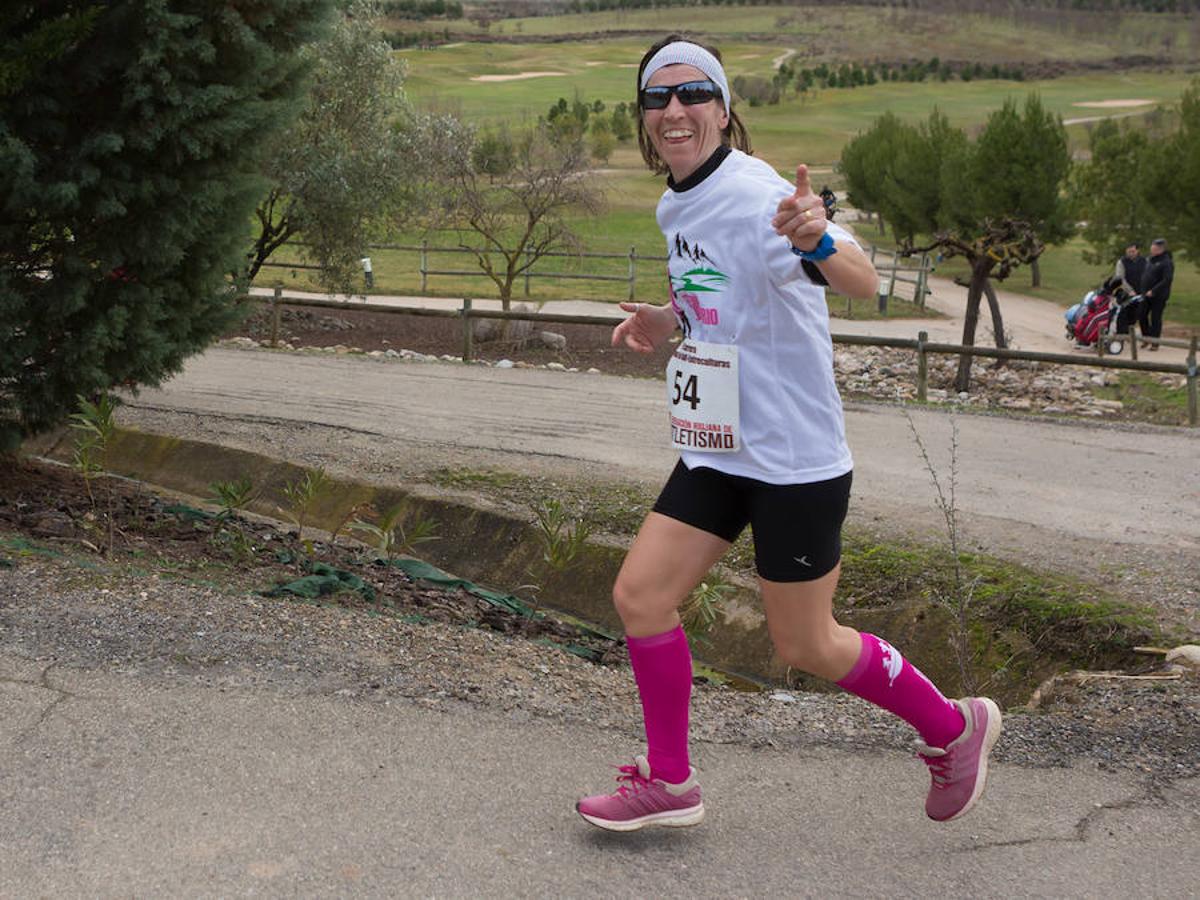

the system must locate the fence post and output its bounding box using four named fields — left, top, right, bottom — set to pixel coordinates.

left=461, top=297, right=473, bottom=364
left=869, top=245, right=877, bottom=264
left=916, top=330, right=928, bottom=402
left=524, top=247, right=532, bottom=296
left=420, top=239, right=428, bottom=293
left=1188, top=335, right=1197, bottom=427
left=270, top=283, right=282, bottom=348
left=877, top=272, right=889, bottom=316
left=628, top=246, right=637, bottom=301
left=1129, top=325, right=1139, bottom=361
left=846, top=294, right=852, bottom=318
